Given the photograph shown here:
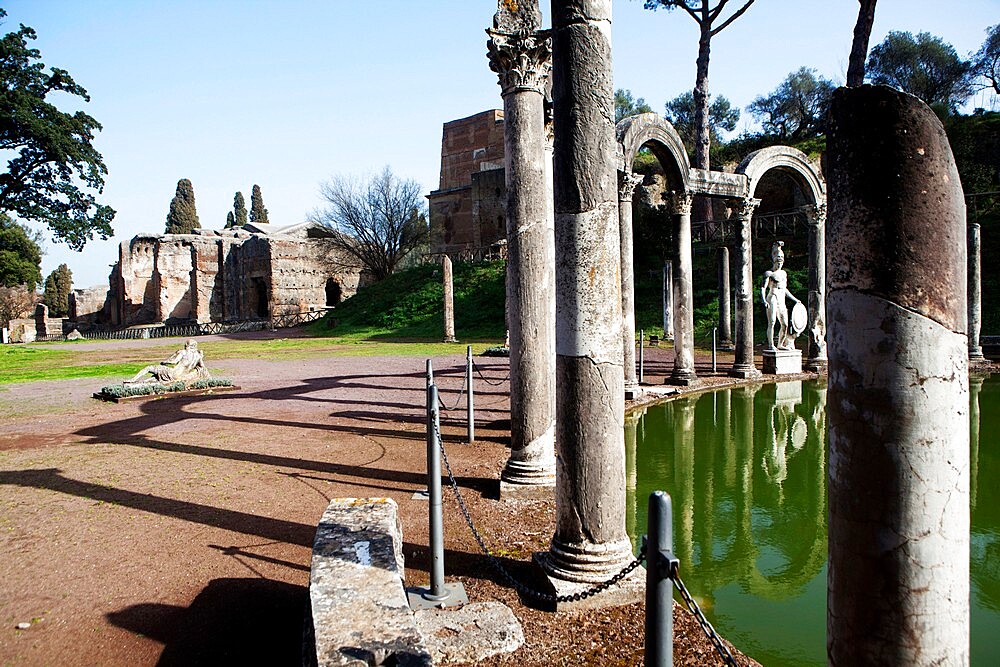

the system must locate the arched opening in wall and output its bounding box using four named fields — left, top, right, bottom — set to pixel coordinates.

left=325, top=278, right=342, bottom=307
left=251, top=277, right=269, bottom=319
